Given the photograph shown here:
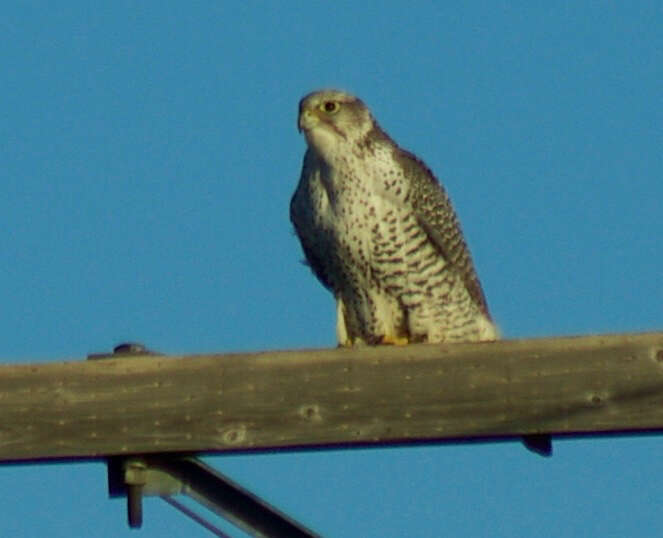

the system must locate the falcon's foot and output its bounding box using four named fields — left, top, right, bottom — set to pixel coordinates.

left=379, top=334, right=410, bottom=346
